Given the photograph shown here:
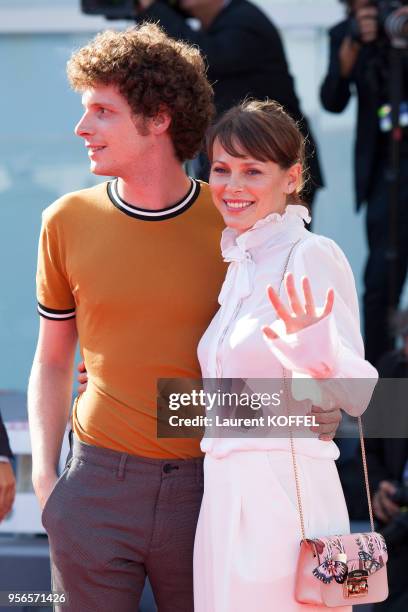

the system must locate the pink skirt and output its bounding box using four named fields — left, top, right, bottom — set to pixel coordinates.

left=193, top=450, right=352, bottom=612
